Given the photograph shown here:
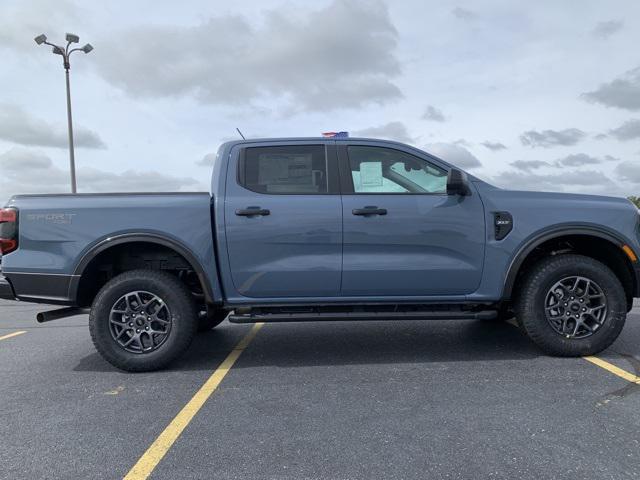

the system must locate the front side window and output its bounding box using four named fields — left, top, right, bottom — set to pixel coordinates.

left=240, top=145, right=328, bottom=194
left=348, top=146, right=447, bottom=194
